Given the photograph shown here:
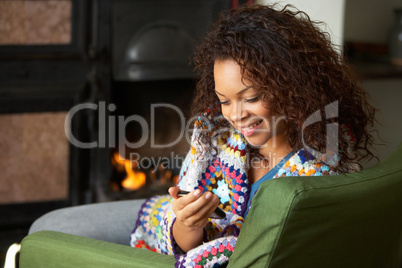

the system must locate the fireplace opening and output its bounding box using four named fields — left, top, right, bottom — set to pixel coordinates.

left=103, top=78, right=195, bottom=200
